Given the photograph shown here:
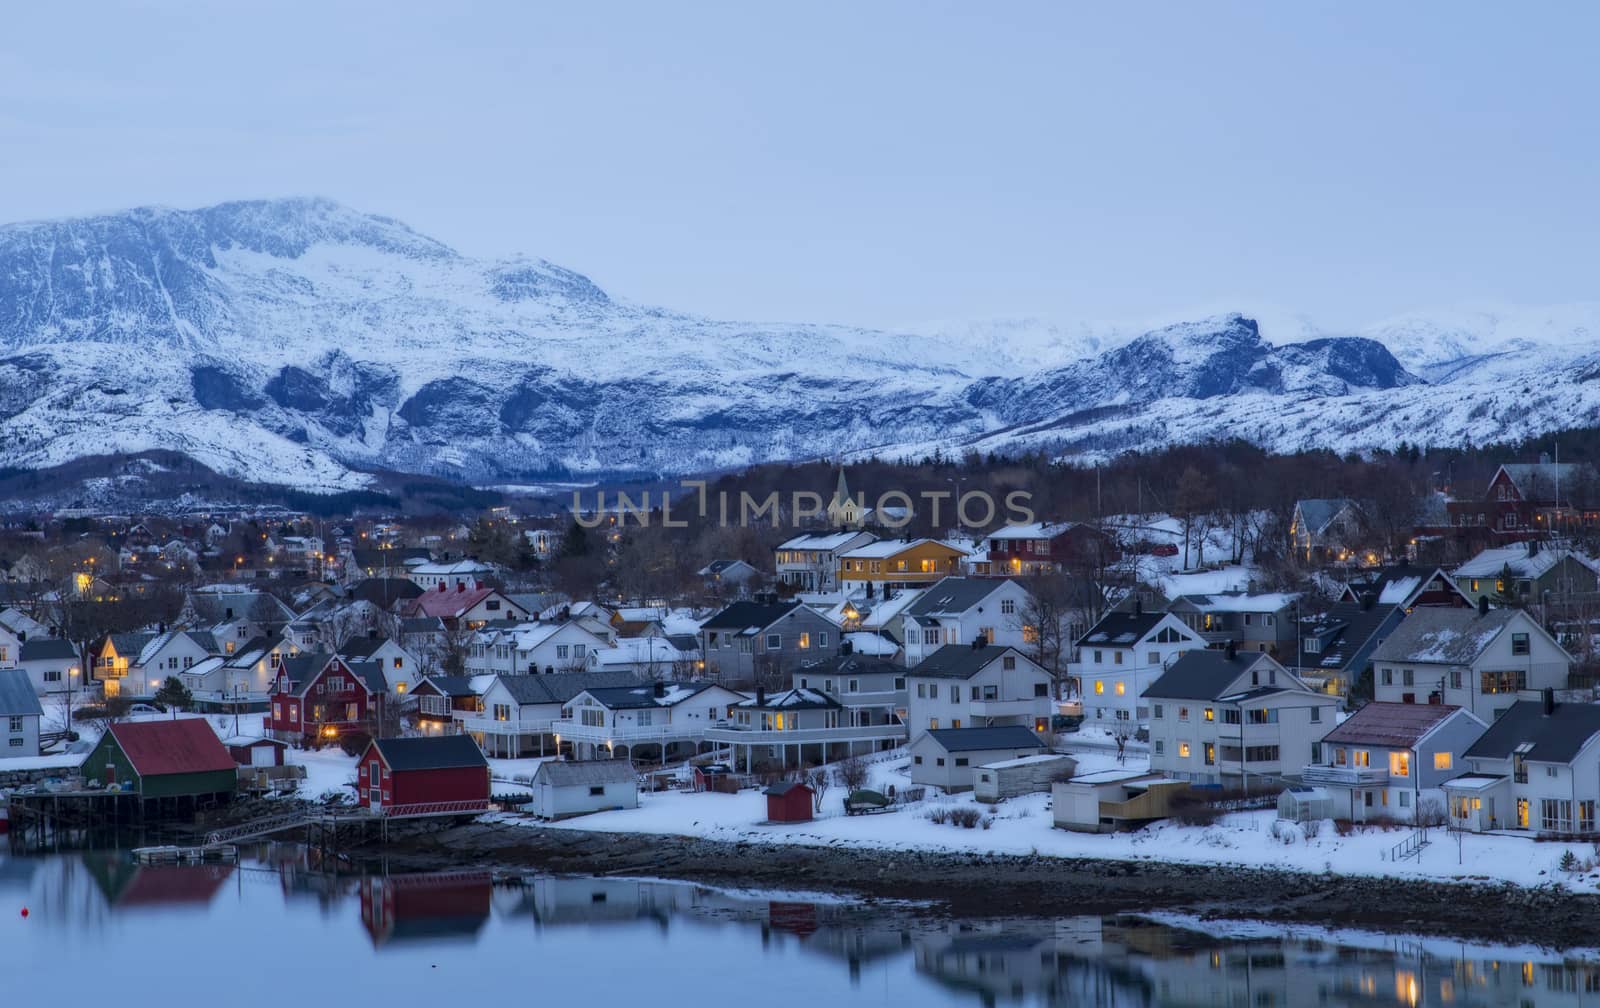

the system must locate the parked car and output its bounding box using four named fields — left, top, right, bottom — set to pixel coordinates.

left=126, top=704, right=163, bottom=715
left=1051, top=714, right=1084, bottom=732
